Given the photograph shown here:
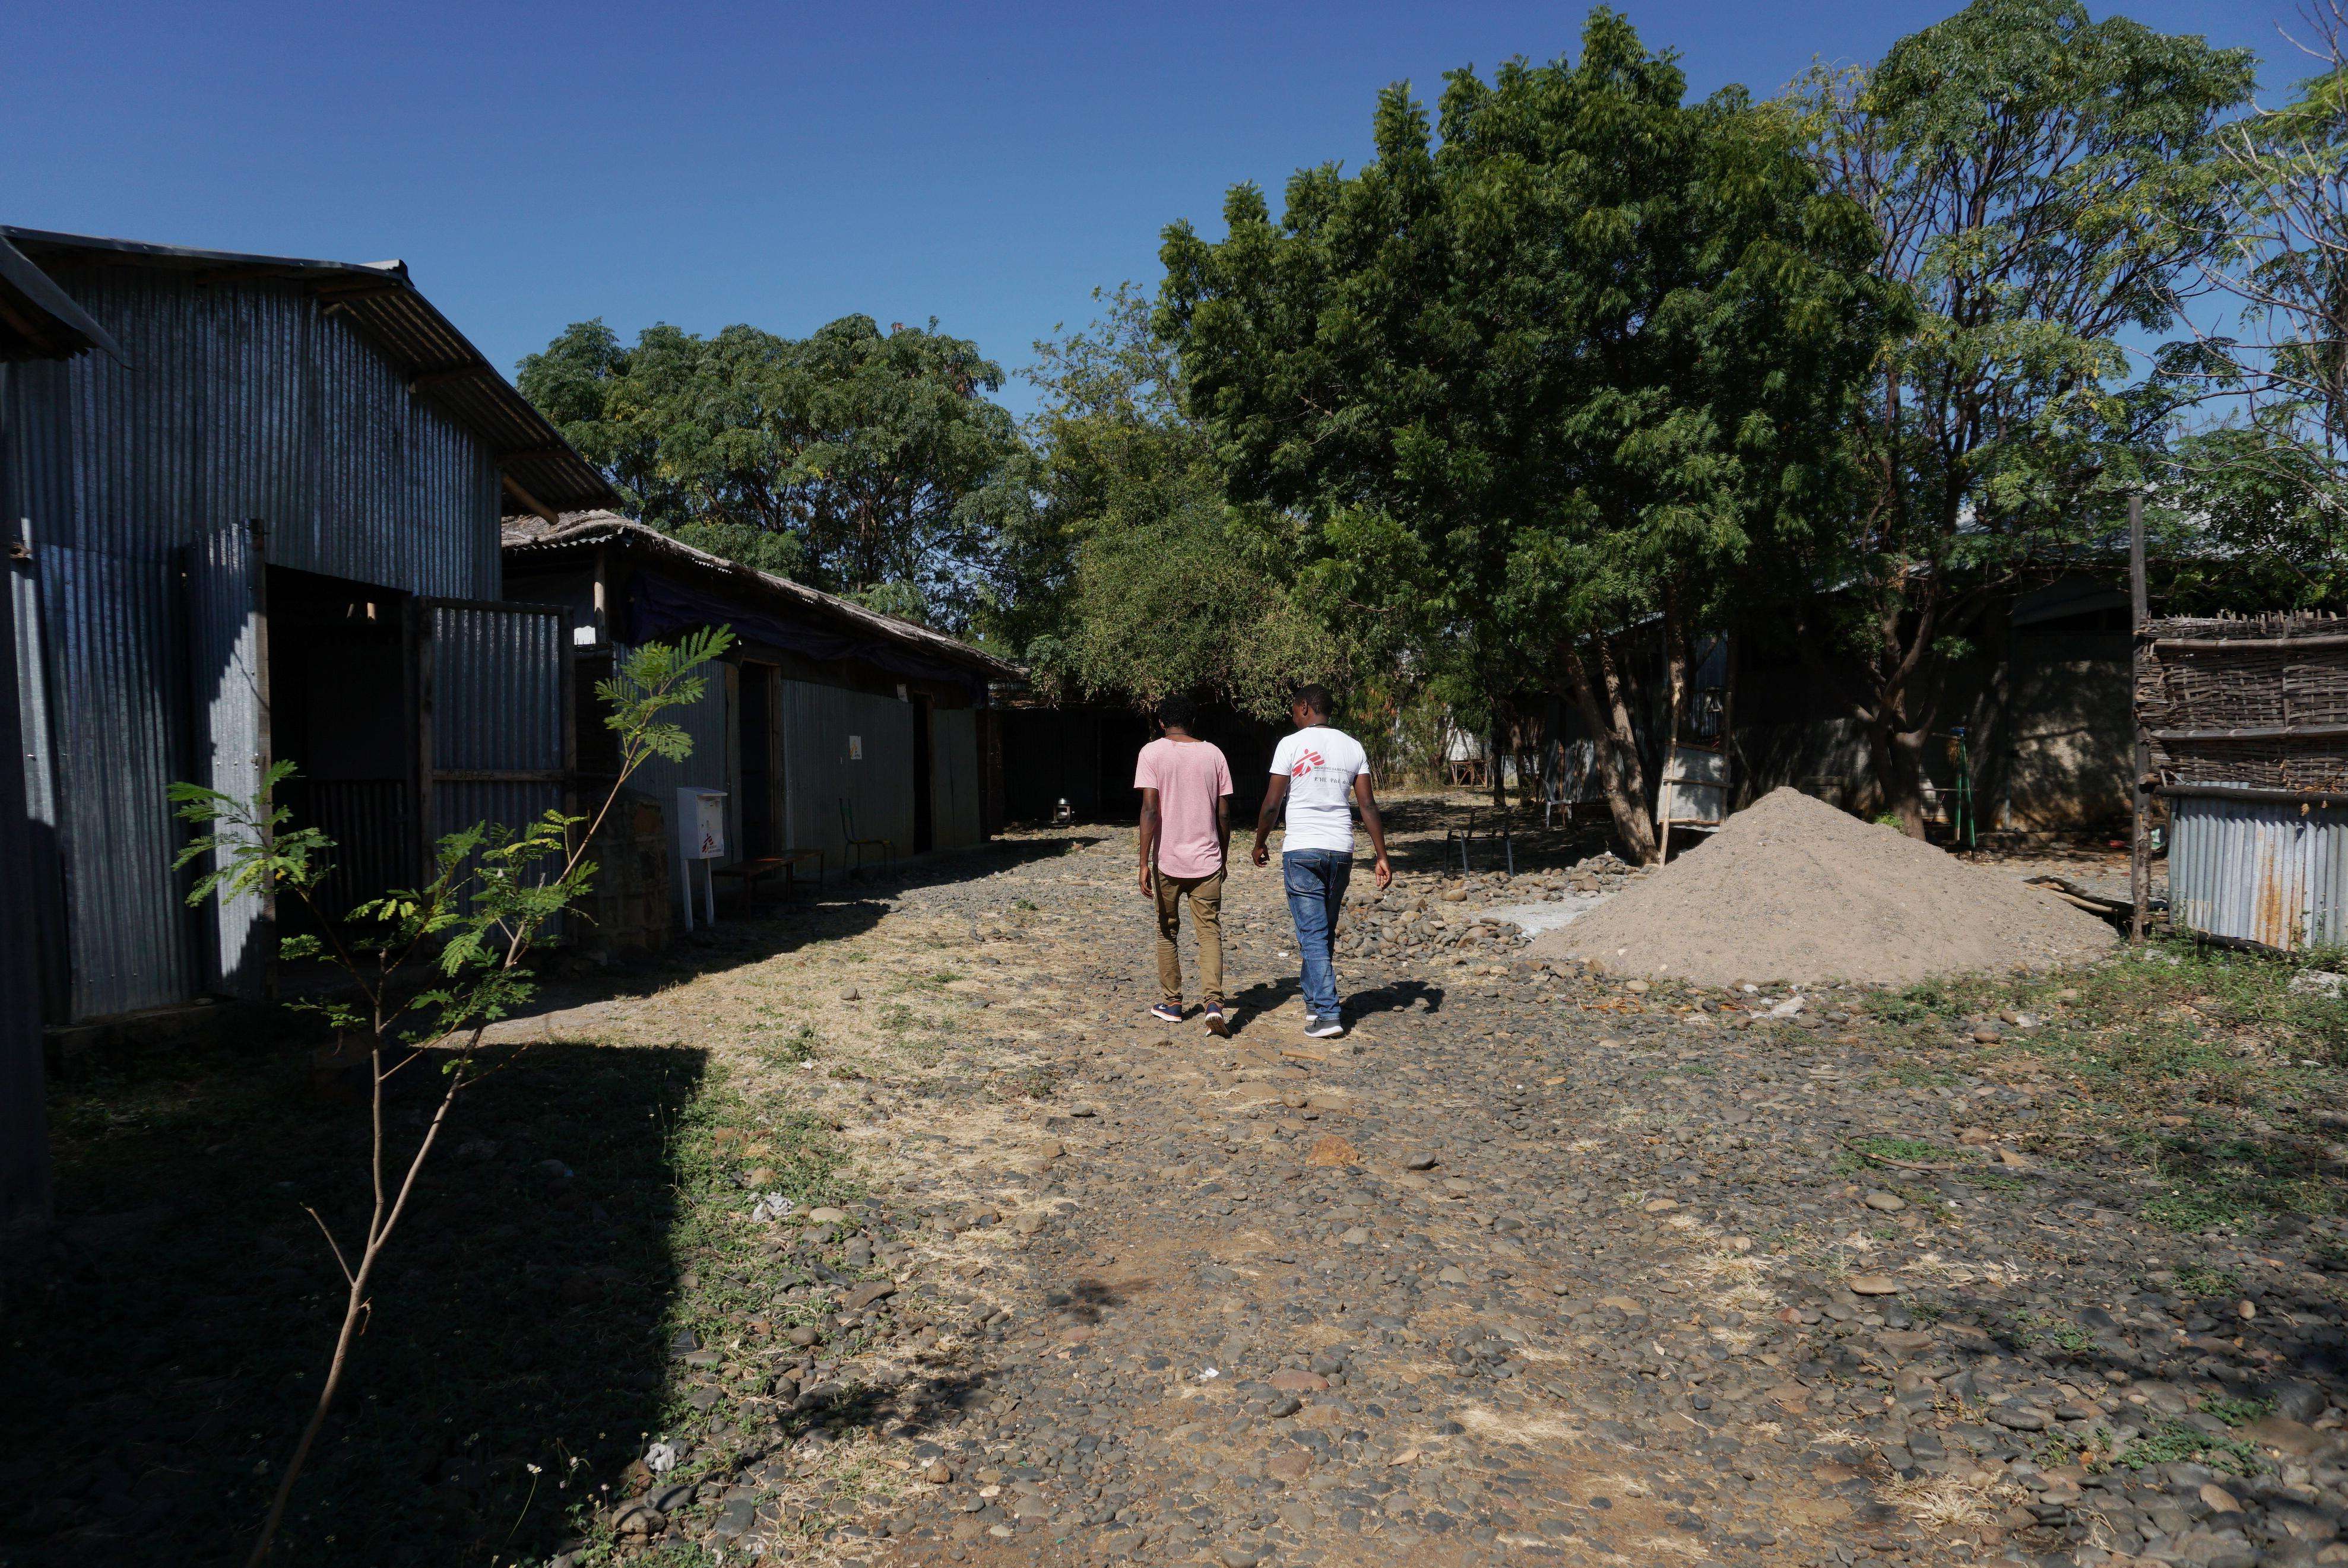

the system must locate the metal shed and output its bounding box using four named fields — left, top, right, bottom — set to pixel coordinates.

left=501, top=513, right=1018, bottom=890
left=1, top=228, right=614, bottom=1027
left=0, top=227, right=91, bottom=1231
left=2137, top=608, right=2348, bottom=950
